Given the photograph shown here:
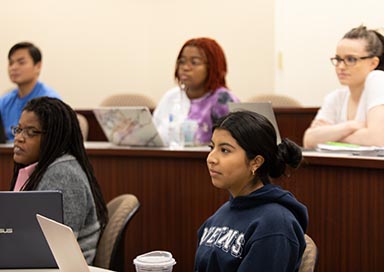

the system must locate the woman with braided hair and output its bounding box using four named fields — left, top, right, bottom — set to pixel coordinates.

left=10, top=96, right=108, bottom=264
left=195, top=110, right=308, bottom=272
